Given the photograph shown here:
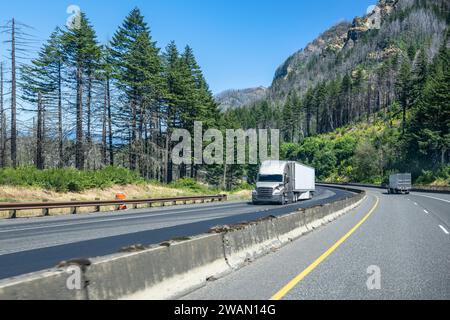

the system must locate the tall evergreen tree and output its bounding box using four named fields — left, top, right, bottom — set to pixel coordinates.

left=396, top=58, right=413, bottom=134
left=408, top=35, right=450, bottom=166
left=111, top=8, right=163, bottom=173
left=61, top=12, right=100, bottom=170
